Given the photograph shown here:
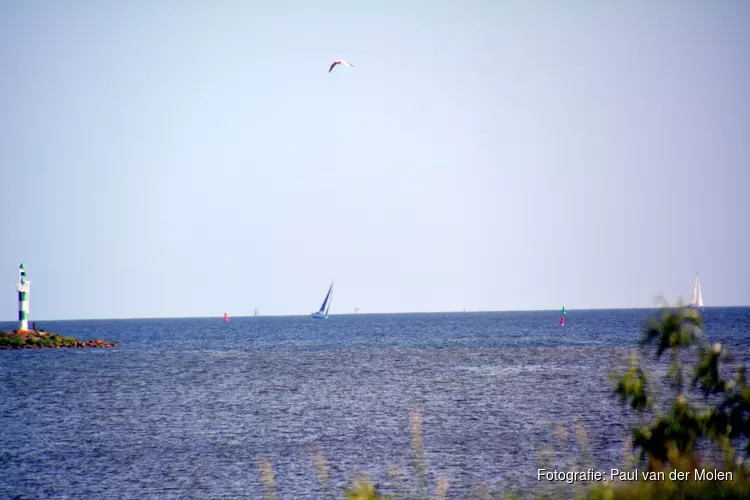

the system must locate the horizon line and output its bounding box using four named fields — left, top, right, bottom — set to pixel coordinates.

left=5, top=304, right=748, bottom=323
